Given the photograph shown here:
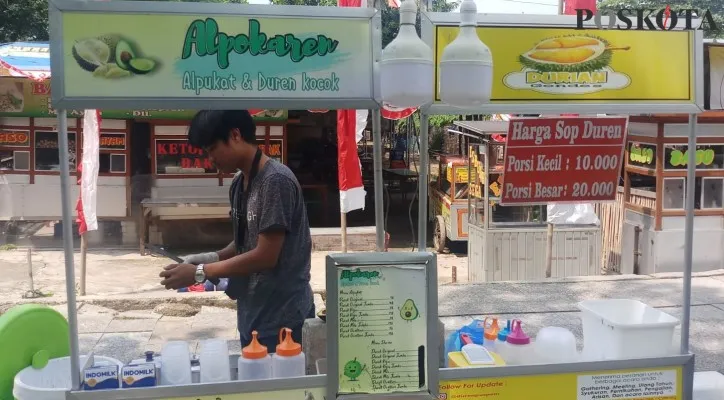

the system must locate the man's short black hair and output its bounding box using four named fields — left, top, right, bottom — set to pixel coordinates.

left=188, top=110, right=256, bottom=148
